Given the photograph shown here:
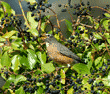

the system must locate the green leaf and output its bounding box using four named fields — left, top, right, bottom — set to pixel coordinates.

left=98, top=43, right=105, bottom=50
left=104, top=13, right=110, bottom=18
left=0, top=43, right=4, bottom=47
left=14, top=75, right=26, bottom=85
left=67, top=87, right=73, bottom=94
left=15, top=86, right=25, bottom=94
left=2, top=30, right=17, bottom=38
left=104, top=33, right=110, bottom=38
left=82, top=32, right=89, bottom=40
left=26, top=11, right=38, bottom=28
left=54, top=33, right=60, bottom=41
left=41, top=63, right=55, bottom=73
left=1, top=52, right=11, bottom=69
left=93, top=33, right=102, bottom=39
left=1, top=1, right=11, bottom=11
left=72, top=63, right=90, bottom=75
left=41, top=22, right=46, bottom=32
left=37, top=82, right=44, bottom=86
left=0, top=1, right=15, bottom=16
left=29, top=43, right=35, bottom=50
left=3, top=74, right=16, bottom=88
left=11, top=42, right=22, bottom=50
left=18, top=55, right=29, bottom=68
left=87, top=60, right=93, bottom=70
left=3, top=46, right=12, bottom=53
left=37, top=51, right=46, bottom=65
left=102, top=72, right=110, bottom=86
left=27, top=49, right=38, bottom=70
left=34, top=69, right=42, bottom=76
left=47, top=30, right=52, bottom=34
left=100, top=18, right=108, bottom=26
left=37, top=86, right=44, bottom=94
left=0, top=9, right=4, bottom=19
left=65, top=19, right=73, bottom=32
left=94, top=22, right=99, bottom=29
left=107, top=39, right=110, bottom=44
left=11, top=55, right=21, bottom=72
left=87, top=15, right=93, bottom=23
left=10, top=36, right=18, bottom=40
left=46, top=15, right=51, bottom=18
left=86, top=52, right=93, bottom=69
left=94, top=57, right=103, bottom=69
left=25, top=0, right=36, bottom=4
left=82, top=77, right=91, bottom=90
left=103, top=20, right=110, bottom=31
left=0, top=36, right=6, bottom=42
left=60, top=69, right=65, bottom=84
left=27, top=28, right=38, bottom=36
left=94, top=57, right=102, bottom=66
